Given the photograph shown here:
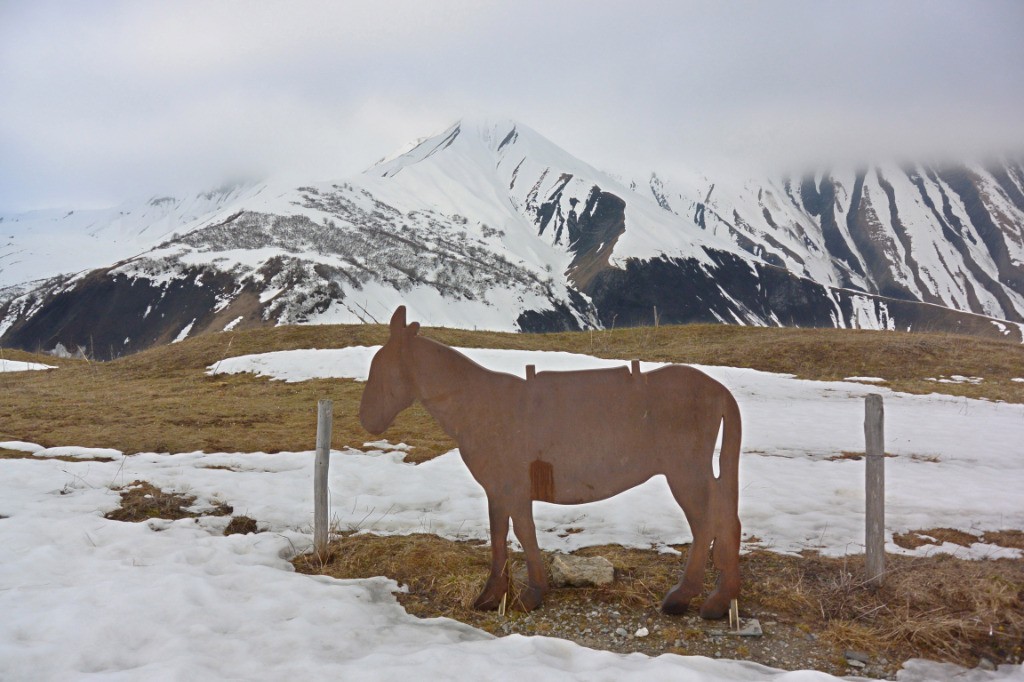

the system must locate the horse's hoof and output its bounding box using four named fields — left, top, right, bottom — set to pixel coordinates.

left=515, top=586, right=545, bottom=611
left=661, top=584, right=698, bottom=615
left=473, top=585, right=507, bottom=610
left=473, top=575, right=509, bottom=611
left=698, top=596, right=730, bottom=620
left=660, top=594, right=691, bottom=615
